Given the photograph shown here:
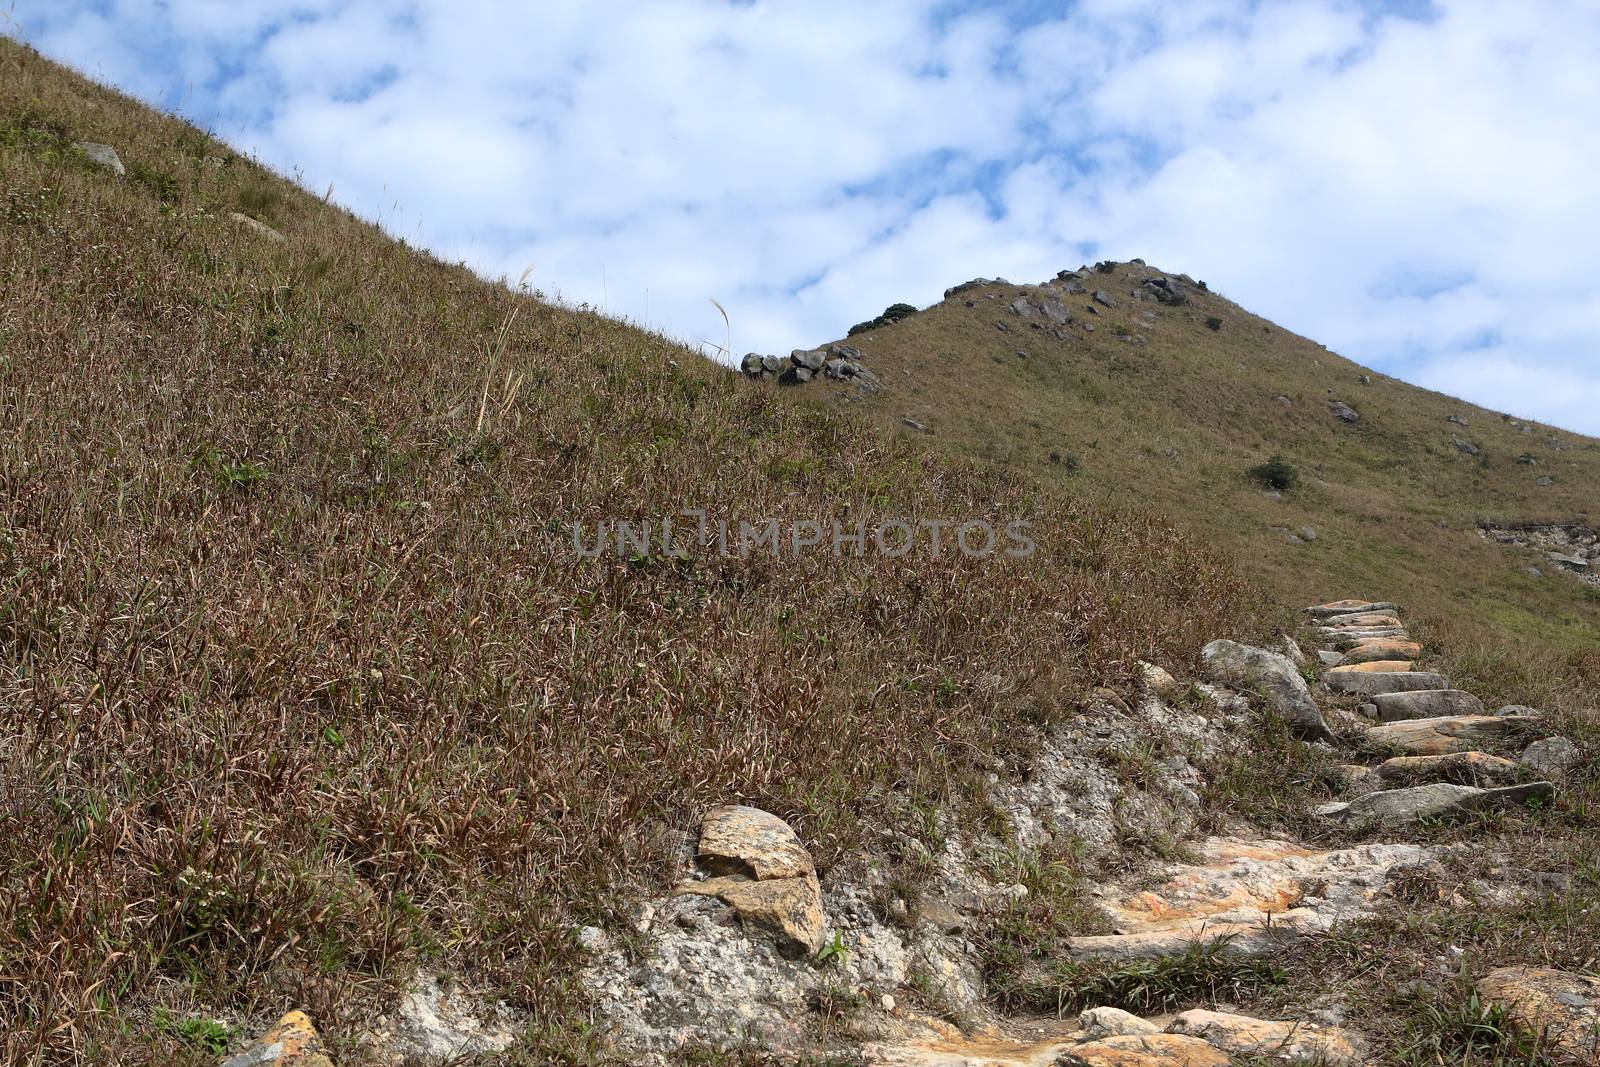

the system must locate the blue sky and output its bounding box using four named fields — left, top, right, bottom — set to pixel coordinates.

left=10, top=0, right=1600, bottom=433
